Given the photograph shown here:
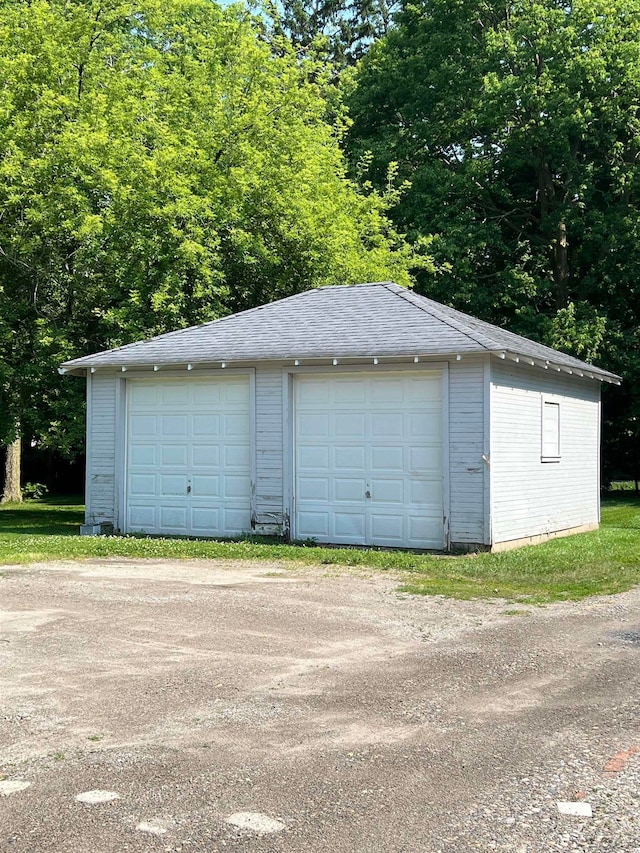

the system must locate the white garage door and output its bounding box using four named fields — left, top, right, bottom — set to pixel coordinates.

left=126, top=376, right=252, bottom=537
left=294, top=371, right=444, bottom=549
